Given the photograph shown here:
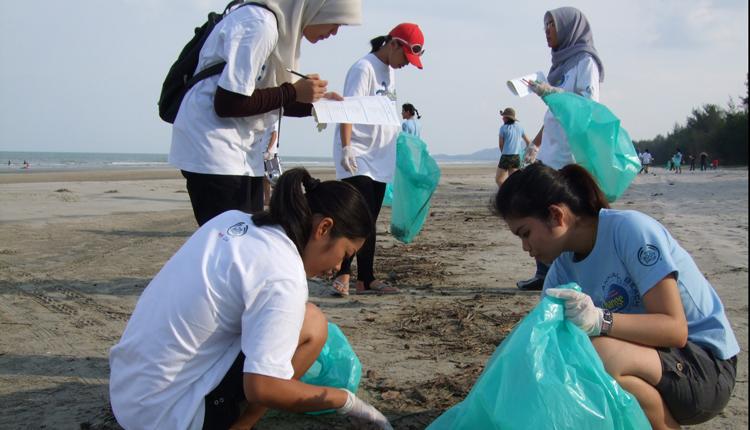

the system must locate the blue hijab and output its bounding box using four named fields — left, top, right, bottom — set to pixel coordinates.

left=546, top=7, right=604, bottom=86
